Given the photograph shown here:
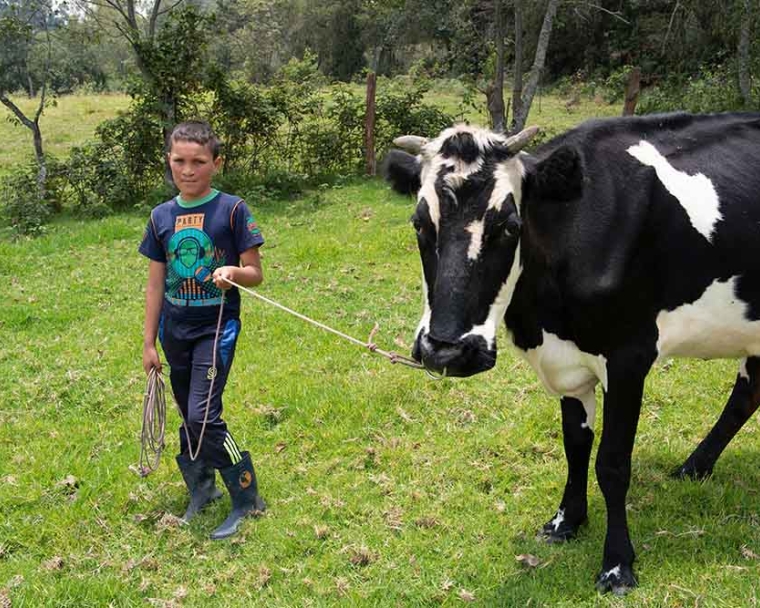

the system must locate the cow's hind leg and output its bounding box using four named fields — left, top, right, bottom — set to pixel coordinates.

left=673, top=357, right=760, bottom=480
left=540, top=394, right=595, bottom=543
